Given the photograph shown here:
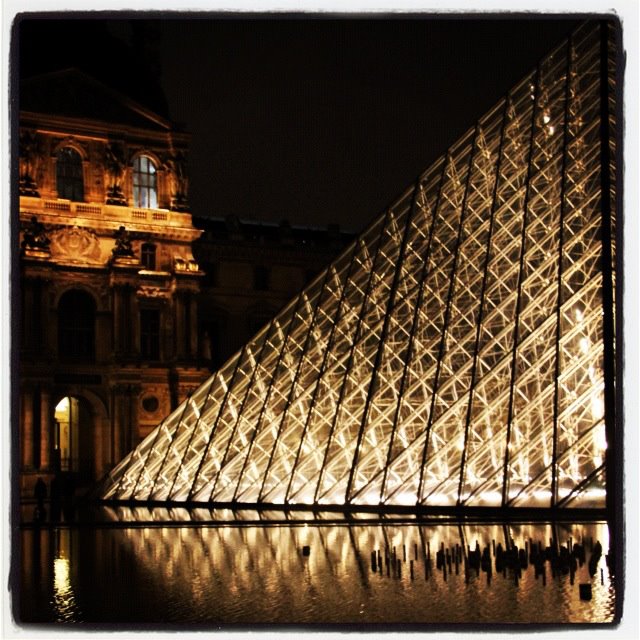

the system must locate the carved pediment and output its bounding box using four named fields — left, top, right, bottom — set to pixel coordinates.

left=50, top=226, right=102, bottom=264
left=137, top=285, right=170, bottom=300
